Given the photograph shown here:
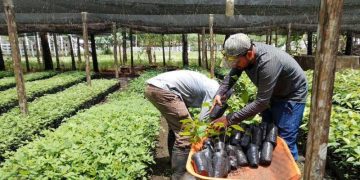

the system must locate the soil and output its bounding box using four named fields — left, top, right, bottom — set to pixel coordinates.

left=151, top=117, right=172, bottom=180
